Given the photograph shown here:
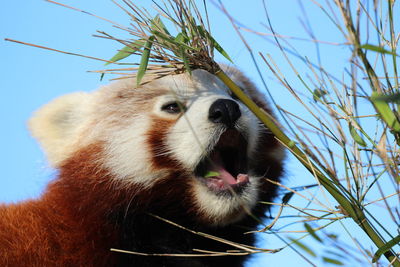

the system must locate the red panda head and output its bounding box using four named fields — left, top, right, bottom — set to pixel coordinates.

left=29, top=66, right=284, bottom=226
